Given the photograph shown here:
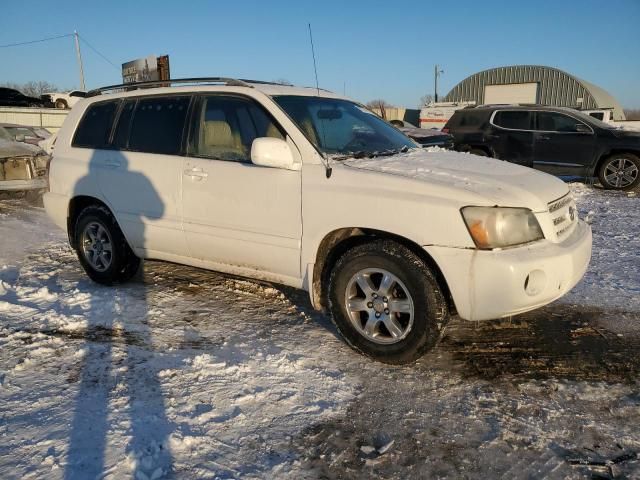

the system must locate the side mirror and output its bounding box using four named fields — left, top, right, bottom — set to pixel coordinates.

left=15, top=134, right=26, bottom=142
left=575, top=124, right=591, bottom=133
left=251, top=137, right=299, bottom=170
